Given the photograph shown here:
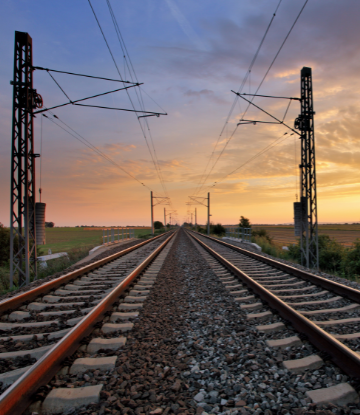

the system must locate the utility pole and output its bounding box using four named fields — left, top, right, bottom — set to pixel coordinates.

left=188, top=193, right=211, bottom=235
left=207, top=192, right=210, bottom=235
left=231, top=66, right=319, bottom=269
left=191, top=213, right=193, bottom=227
left=150, top=191, right=169, bottom=236
left=150, top=191, right=154, bottom=236
left=195, top=208, right=197, bottom=232
left=164, top=207, right=166, bottom=228
left=10, top=32, right=43, bottom=287
left=295, top=67, right=319, bottom=269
